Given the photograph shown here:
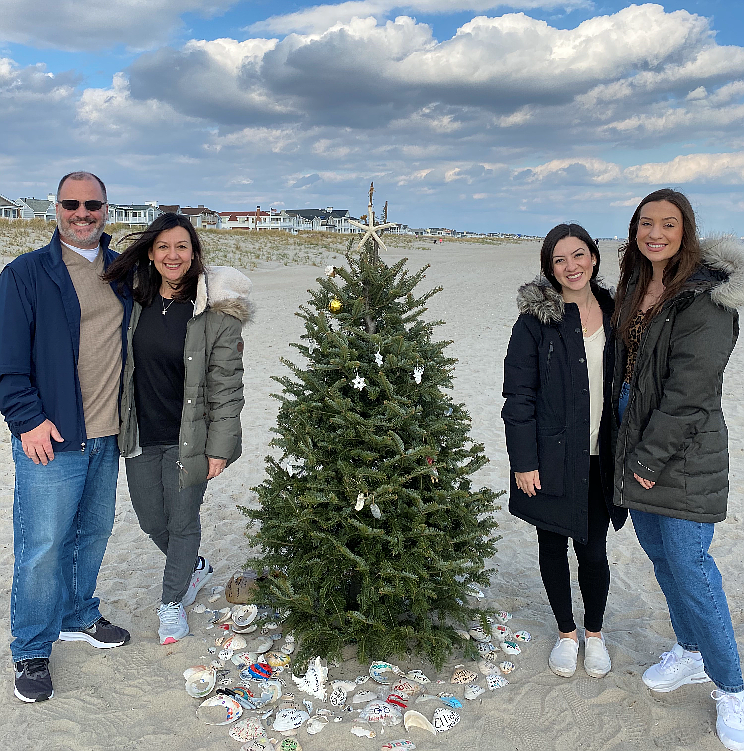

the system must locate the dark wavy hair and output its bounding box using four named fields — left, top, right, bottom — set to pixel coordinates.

left=102, top=212, right=205, bottom=306
left=540, top=223, right=600, bottom=293
left=612, top=188, right=700, bottom=345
